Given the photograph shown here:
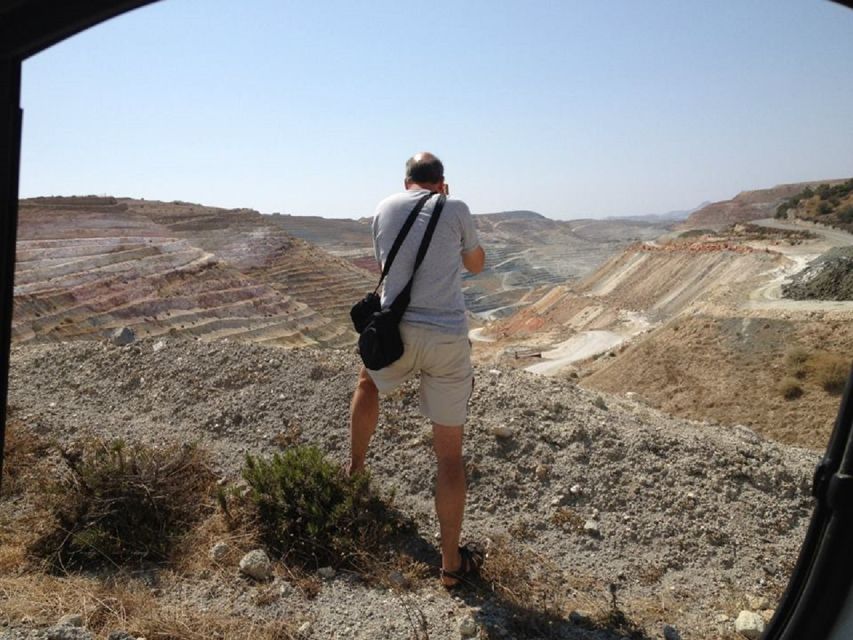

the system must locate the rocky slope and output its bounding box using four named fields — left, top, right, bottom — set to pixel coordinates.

left=3, top=337, right=818, bottom=640
left=13, top=197, right=373, bottom=347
